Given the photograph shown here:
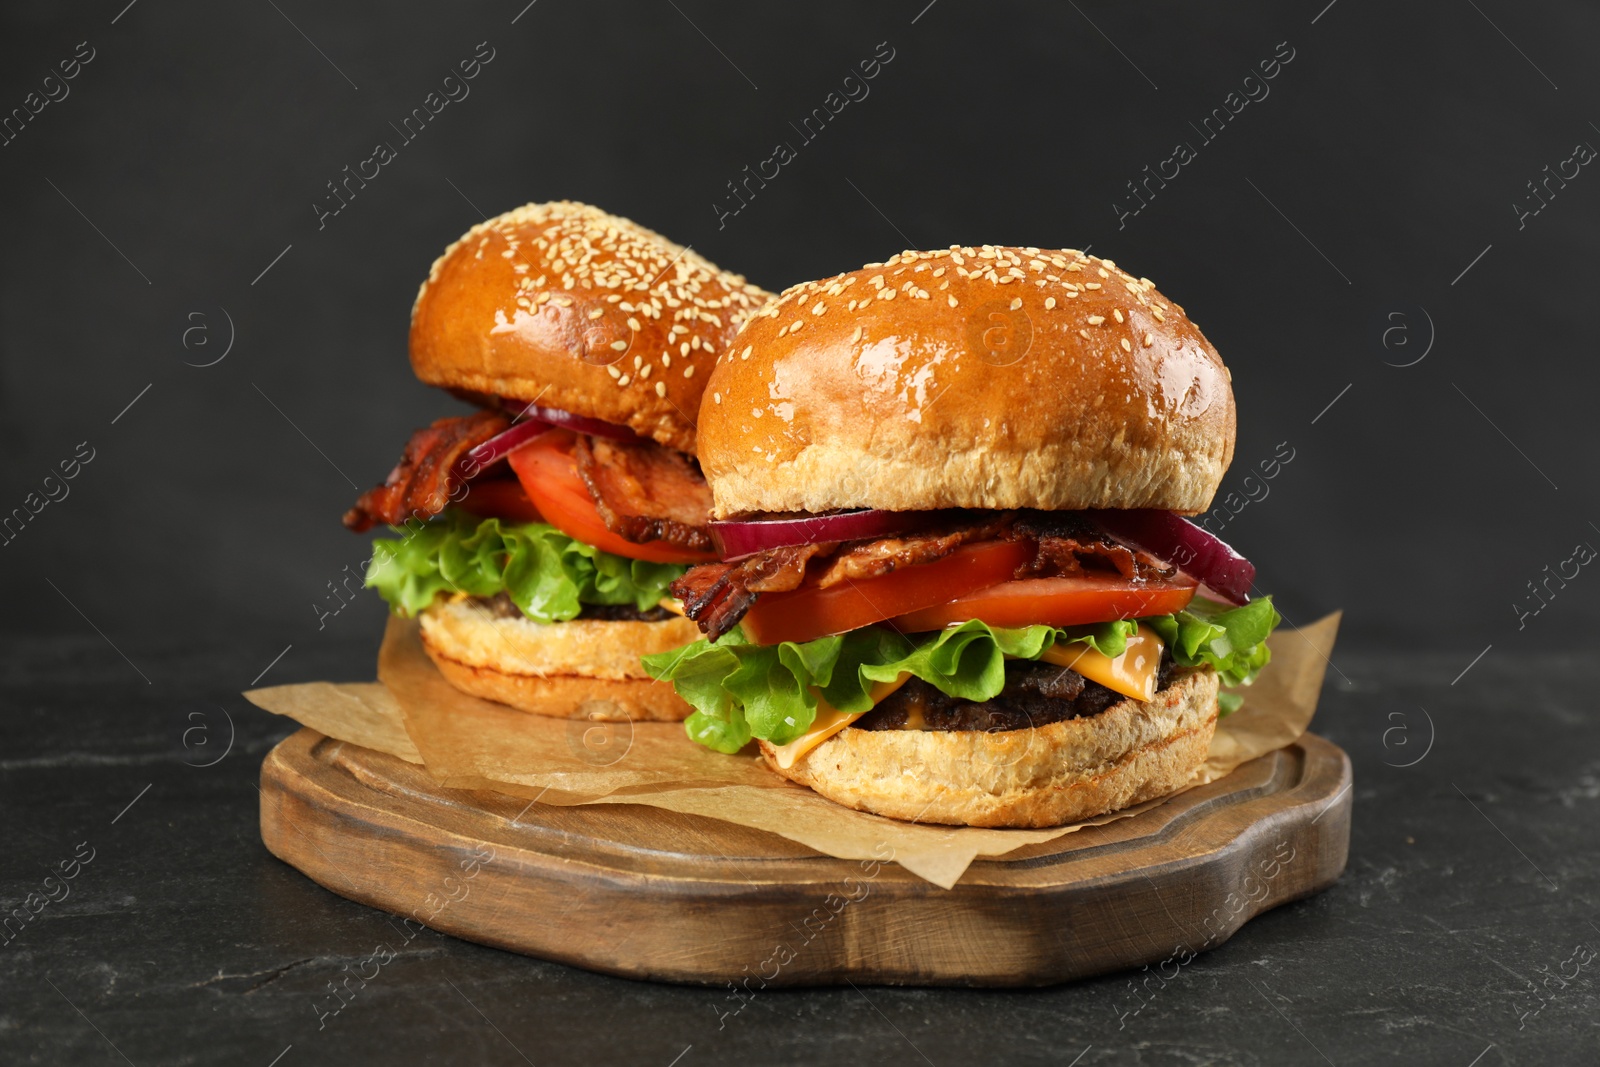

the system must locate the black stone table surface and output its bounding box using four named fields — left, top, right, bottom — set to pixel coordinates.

left=3, top=630, right=1596, bottom=1066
